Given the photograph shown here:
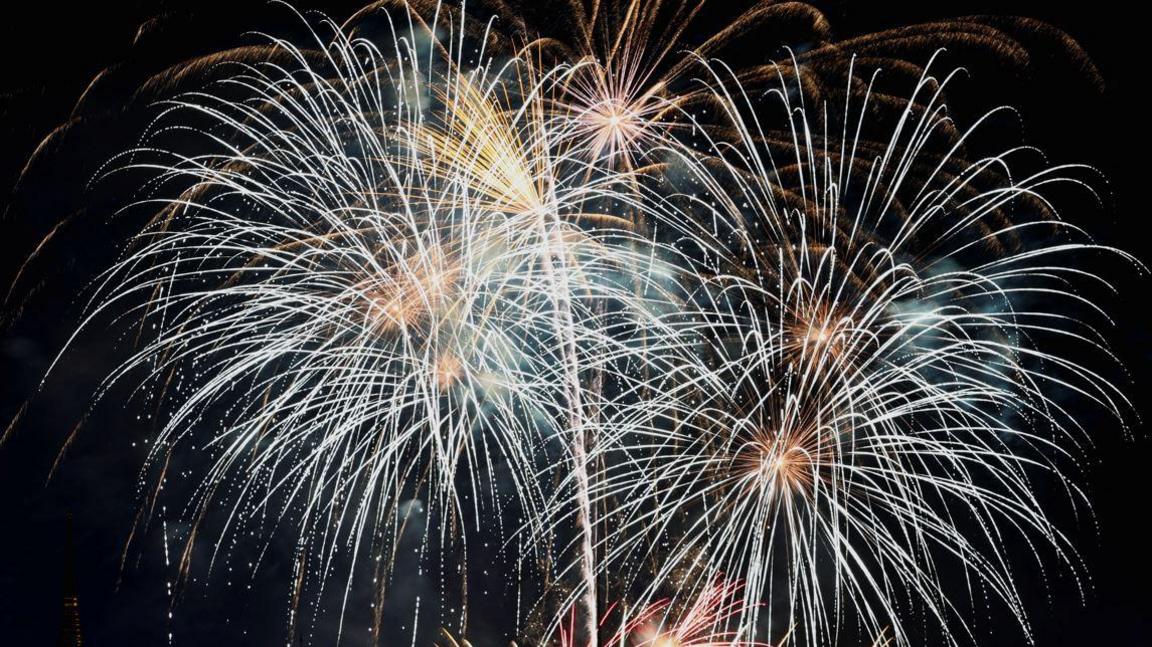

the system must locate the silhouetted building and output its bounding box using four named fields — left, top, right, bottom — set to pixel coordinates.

left=57, top=513, right=83, bottom=647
